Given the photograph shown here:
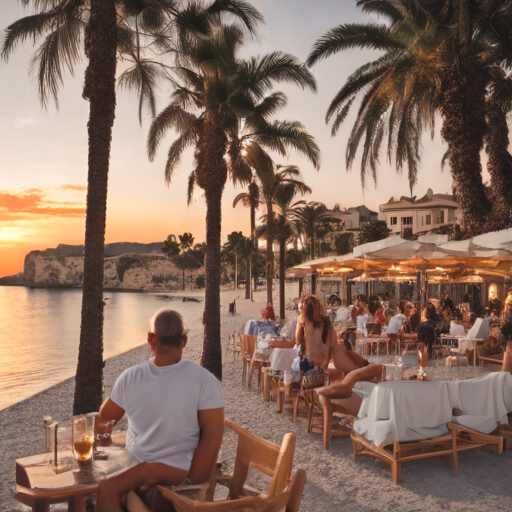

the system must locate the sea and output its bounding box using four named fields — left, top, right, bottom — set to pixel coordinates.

left=0, top=286, right=207, bottom=411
